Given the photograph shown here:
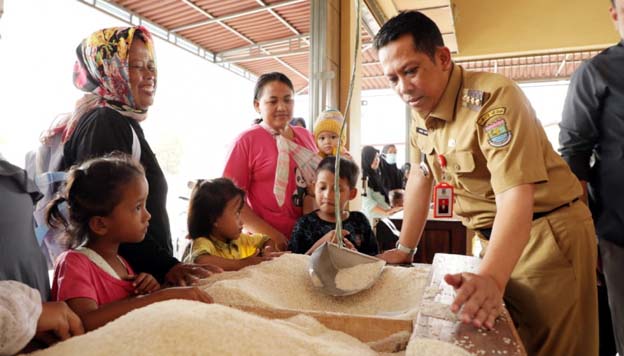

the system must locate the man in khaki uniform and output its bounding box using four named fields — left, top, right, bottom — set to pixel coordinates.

left=375, top=11, right=597, bottom=356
